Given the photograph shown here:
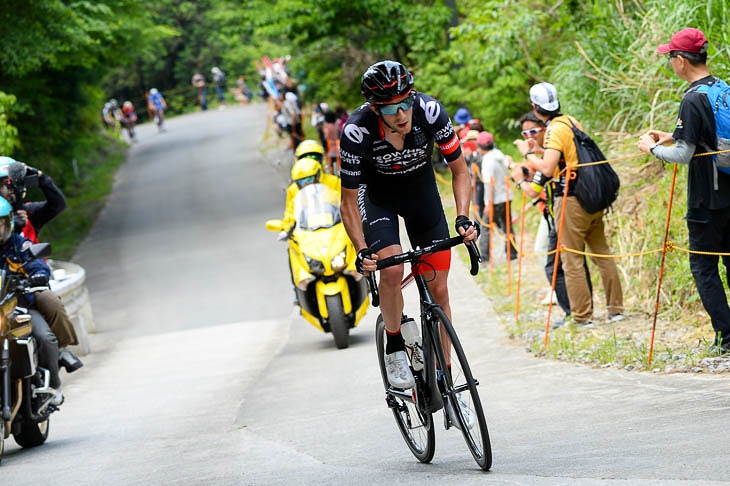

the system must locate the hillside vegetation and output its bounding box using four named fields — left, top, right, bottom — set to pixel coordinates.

left=1, top=0, right=728, bottom=363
